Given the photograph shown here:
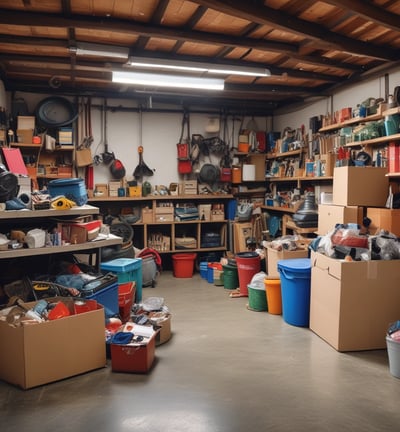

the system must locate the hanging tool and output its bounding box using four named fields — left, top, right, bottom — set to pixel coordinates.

left=133, top=108, right=154, bottom=180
